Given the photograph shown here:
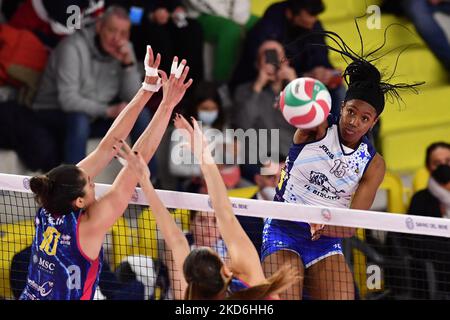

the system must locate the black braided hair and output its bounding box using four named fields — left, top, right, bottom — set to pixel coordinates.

left=282, top=12, right=425, bottom=113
